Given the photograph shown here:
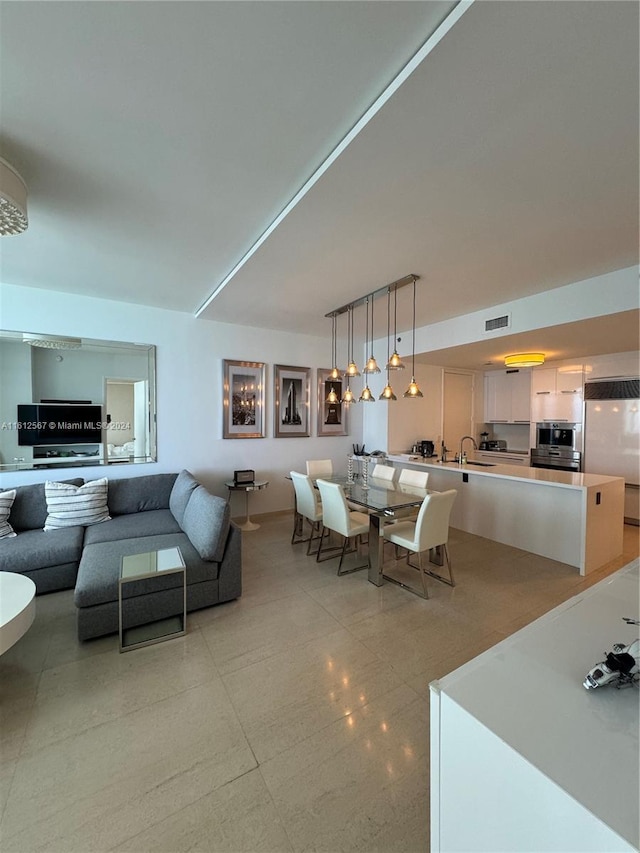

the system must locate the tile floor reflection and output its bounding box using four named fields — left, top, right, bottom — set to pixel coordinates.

left=1, top=517, right=637, bottom=852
